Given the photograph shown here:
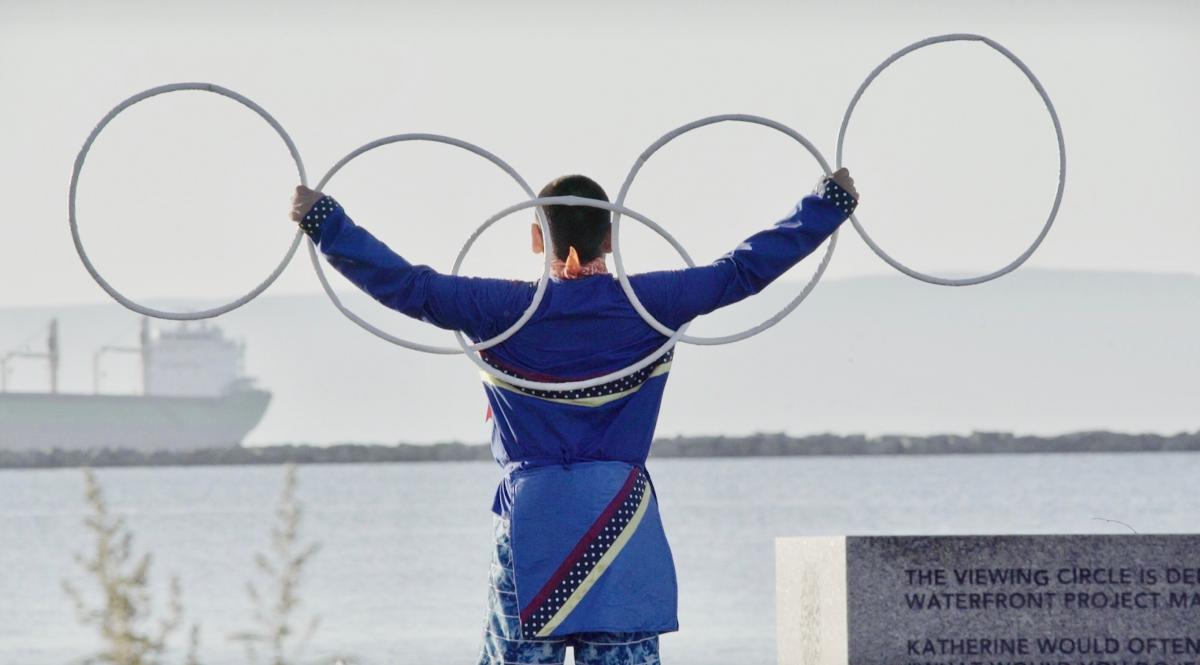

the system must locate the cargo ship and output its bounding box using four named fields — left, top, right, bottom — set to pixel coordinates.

left=0, top=318, right=270, bottom=451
